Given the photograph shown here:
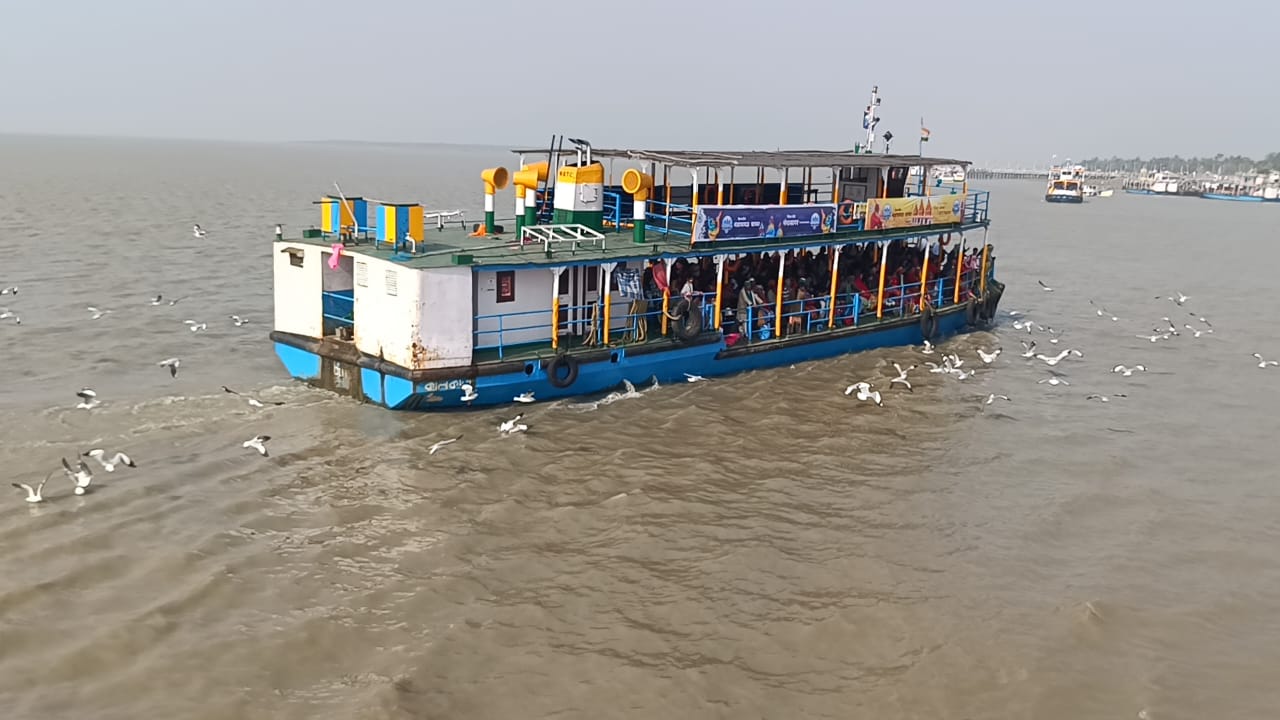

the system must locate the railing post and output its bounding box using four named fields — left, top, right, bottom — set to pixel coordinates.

left=875, top=241, right=889, bottom=319
left=979, top=244, right=990, bottom=296
left=919, top=238, right=932, bottom=312
left=713, top=254, right=727, bottom=330
left=550, top=267, right=565, bottom=350
left=827, top=245, right=842, bottom=329
left=953, top=235, right=965, bottom=305
left=773, top=251, right=785, bottom=339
